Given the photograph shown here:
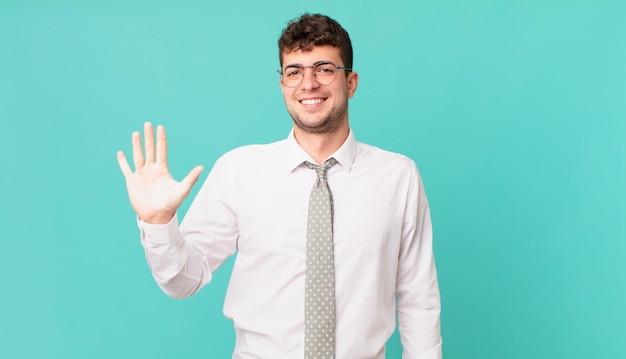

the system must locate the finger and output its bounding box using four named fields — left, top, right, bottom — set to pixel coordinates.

left=144, top=122, right=155, bottom=163
left=116, top=150, right=133, bottom=177
left=180, top=165, right=204, bottom=194
left=156, top=124, right=168, bottom=164
left=131, top=131, right=144, bottom=170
